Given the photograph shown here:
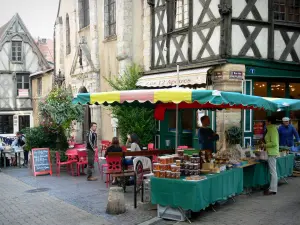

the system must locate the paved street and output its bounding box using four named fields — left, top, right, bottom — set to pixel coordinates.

left=1, top=167, right=300, bottom=225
